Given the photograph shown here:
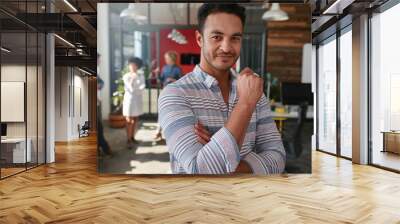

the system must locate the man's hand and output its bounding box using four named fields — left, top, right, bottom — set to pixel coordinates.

left=234, top=161, right=252, bottom=173
left=166, top=77, right=177, bottom=83
left=194, top=121, right=253, bottom=174
left=194, top=122, right=211, bottom=145
left=236, top=67, right=264, bottom=108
